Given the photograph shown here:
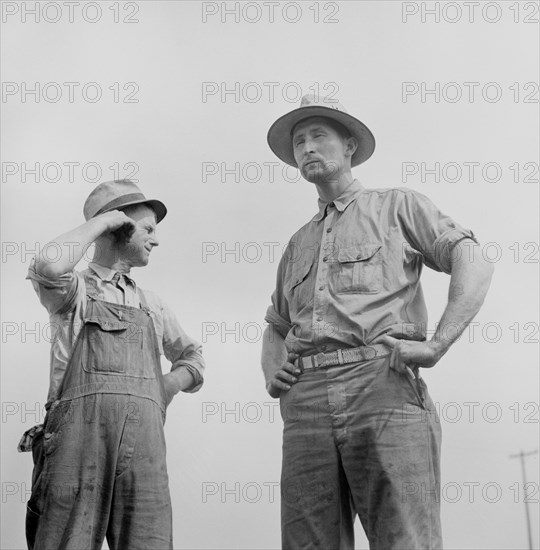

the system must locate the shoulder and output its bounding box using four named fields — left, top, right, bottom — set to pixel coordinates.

left=357, top=185, right=427, bottom=201
left=288, top=220, right=313, bottom=245
left=79, top=268, right=93, bottom=285
left=137, top=286, right=166, bottom=314
left=356, top=186, right=438, bottom=213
